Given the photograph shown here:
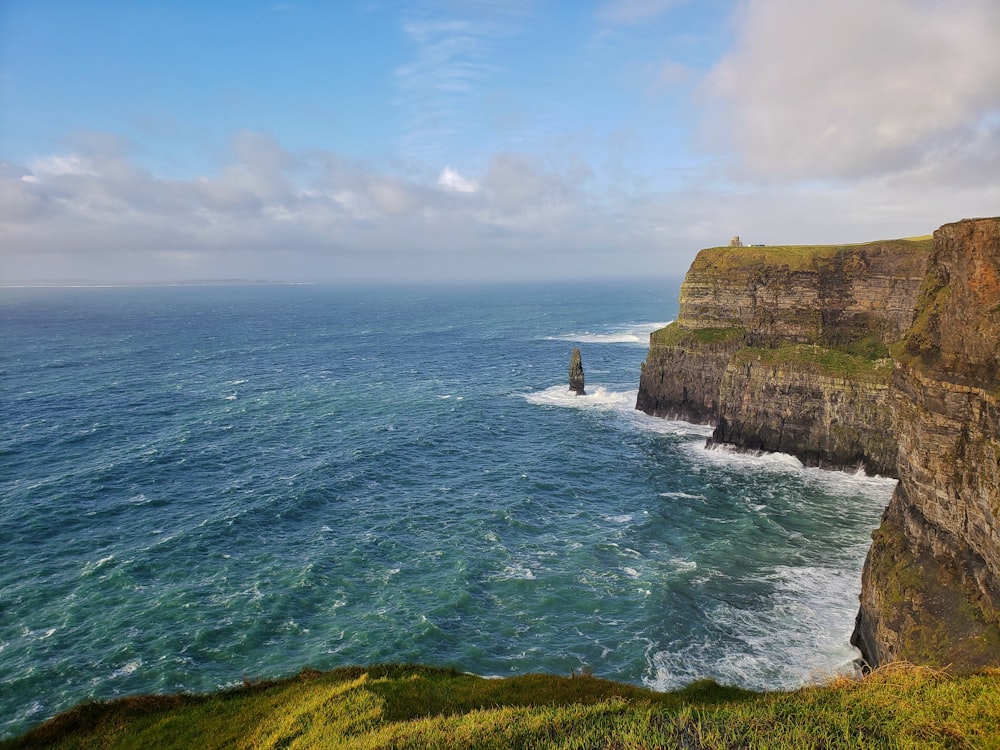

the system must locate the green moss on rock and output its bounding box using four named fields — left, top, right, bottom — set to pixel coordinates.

left=649, top=322, right=745, bottom=348
left=732, top=345, right=893, bottom=384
